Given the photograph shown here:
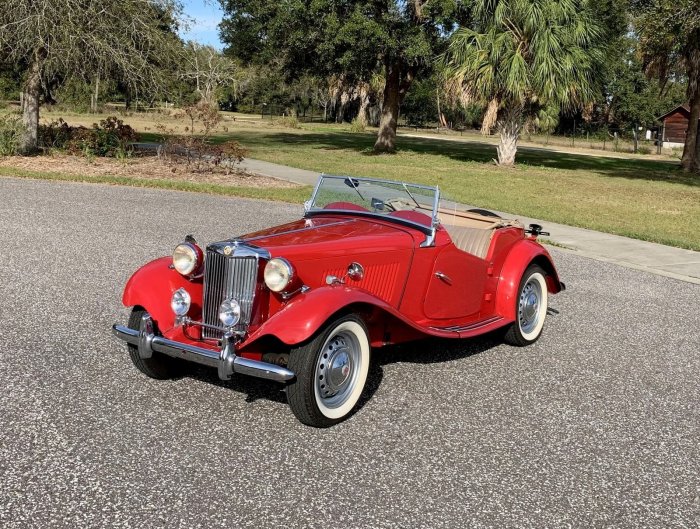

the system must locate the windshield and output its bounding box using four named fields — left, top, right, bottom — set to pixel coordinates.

left=306, top=175, right=440, bottom=231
